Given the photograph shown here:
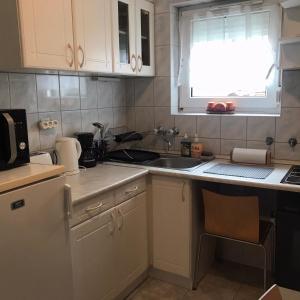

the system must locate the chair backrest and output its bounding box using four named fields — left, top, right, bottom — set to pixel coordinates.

left=202, top=189, right=259, bottom=243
